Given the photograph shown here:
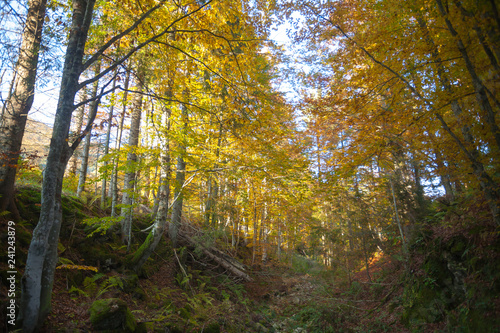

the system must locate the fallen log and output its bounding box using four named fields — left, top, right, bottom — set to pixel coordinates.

left=179, top=233, right=252, bottom=282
